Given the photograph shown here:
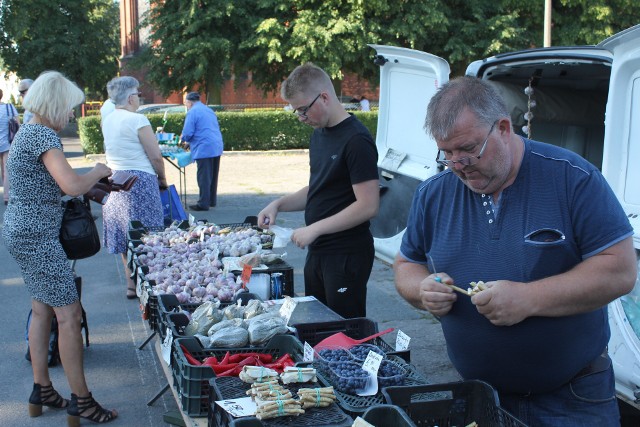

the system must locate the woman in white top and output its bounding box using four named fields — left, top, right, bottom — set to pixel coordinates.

left=101, top=76, right=167, bottom=299
left=0, top=88, right=20, bottom=205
